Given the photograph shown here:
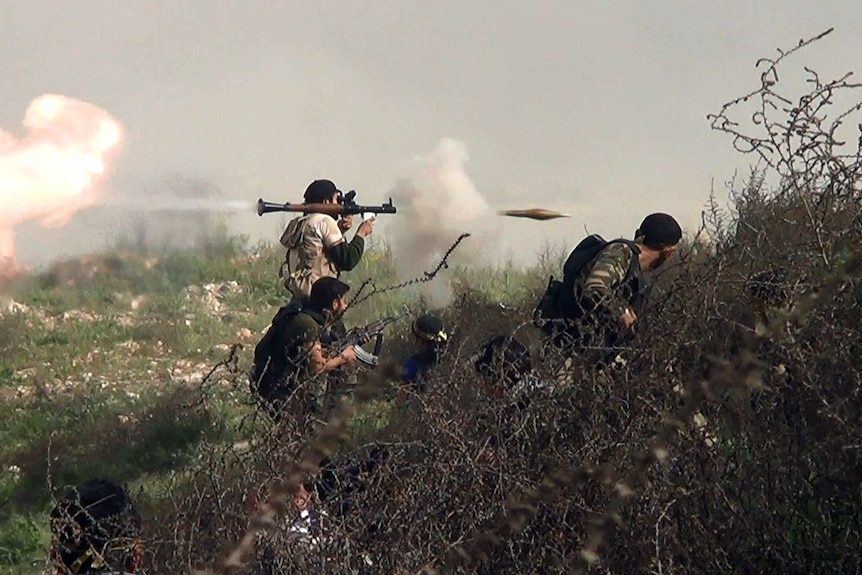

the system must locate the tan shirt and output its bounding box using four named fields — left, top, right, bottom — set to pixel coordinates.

left=279, top=213, right=345, bottom=300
